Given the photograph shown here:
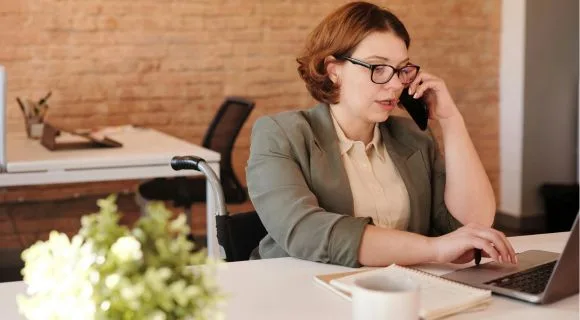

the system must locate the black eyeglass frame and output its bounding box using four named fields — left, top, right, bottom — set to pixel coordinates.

left=338, top=56, right=420, bottom=85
